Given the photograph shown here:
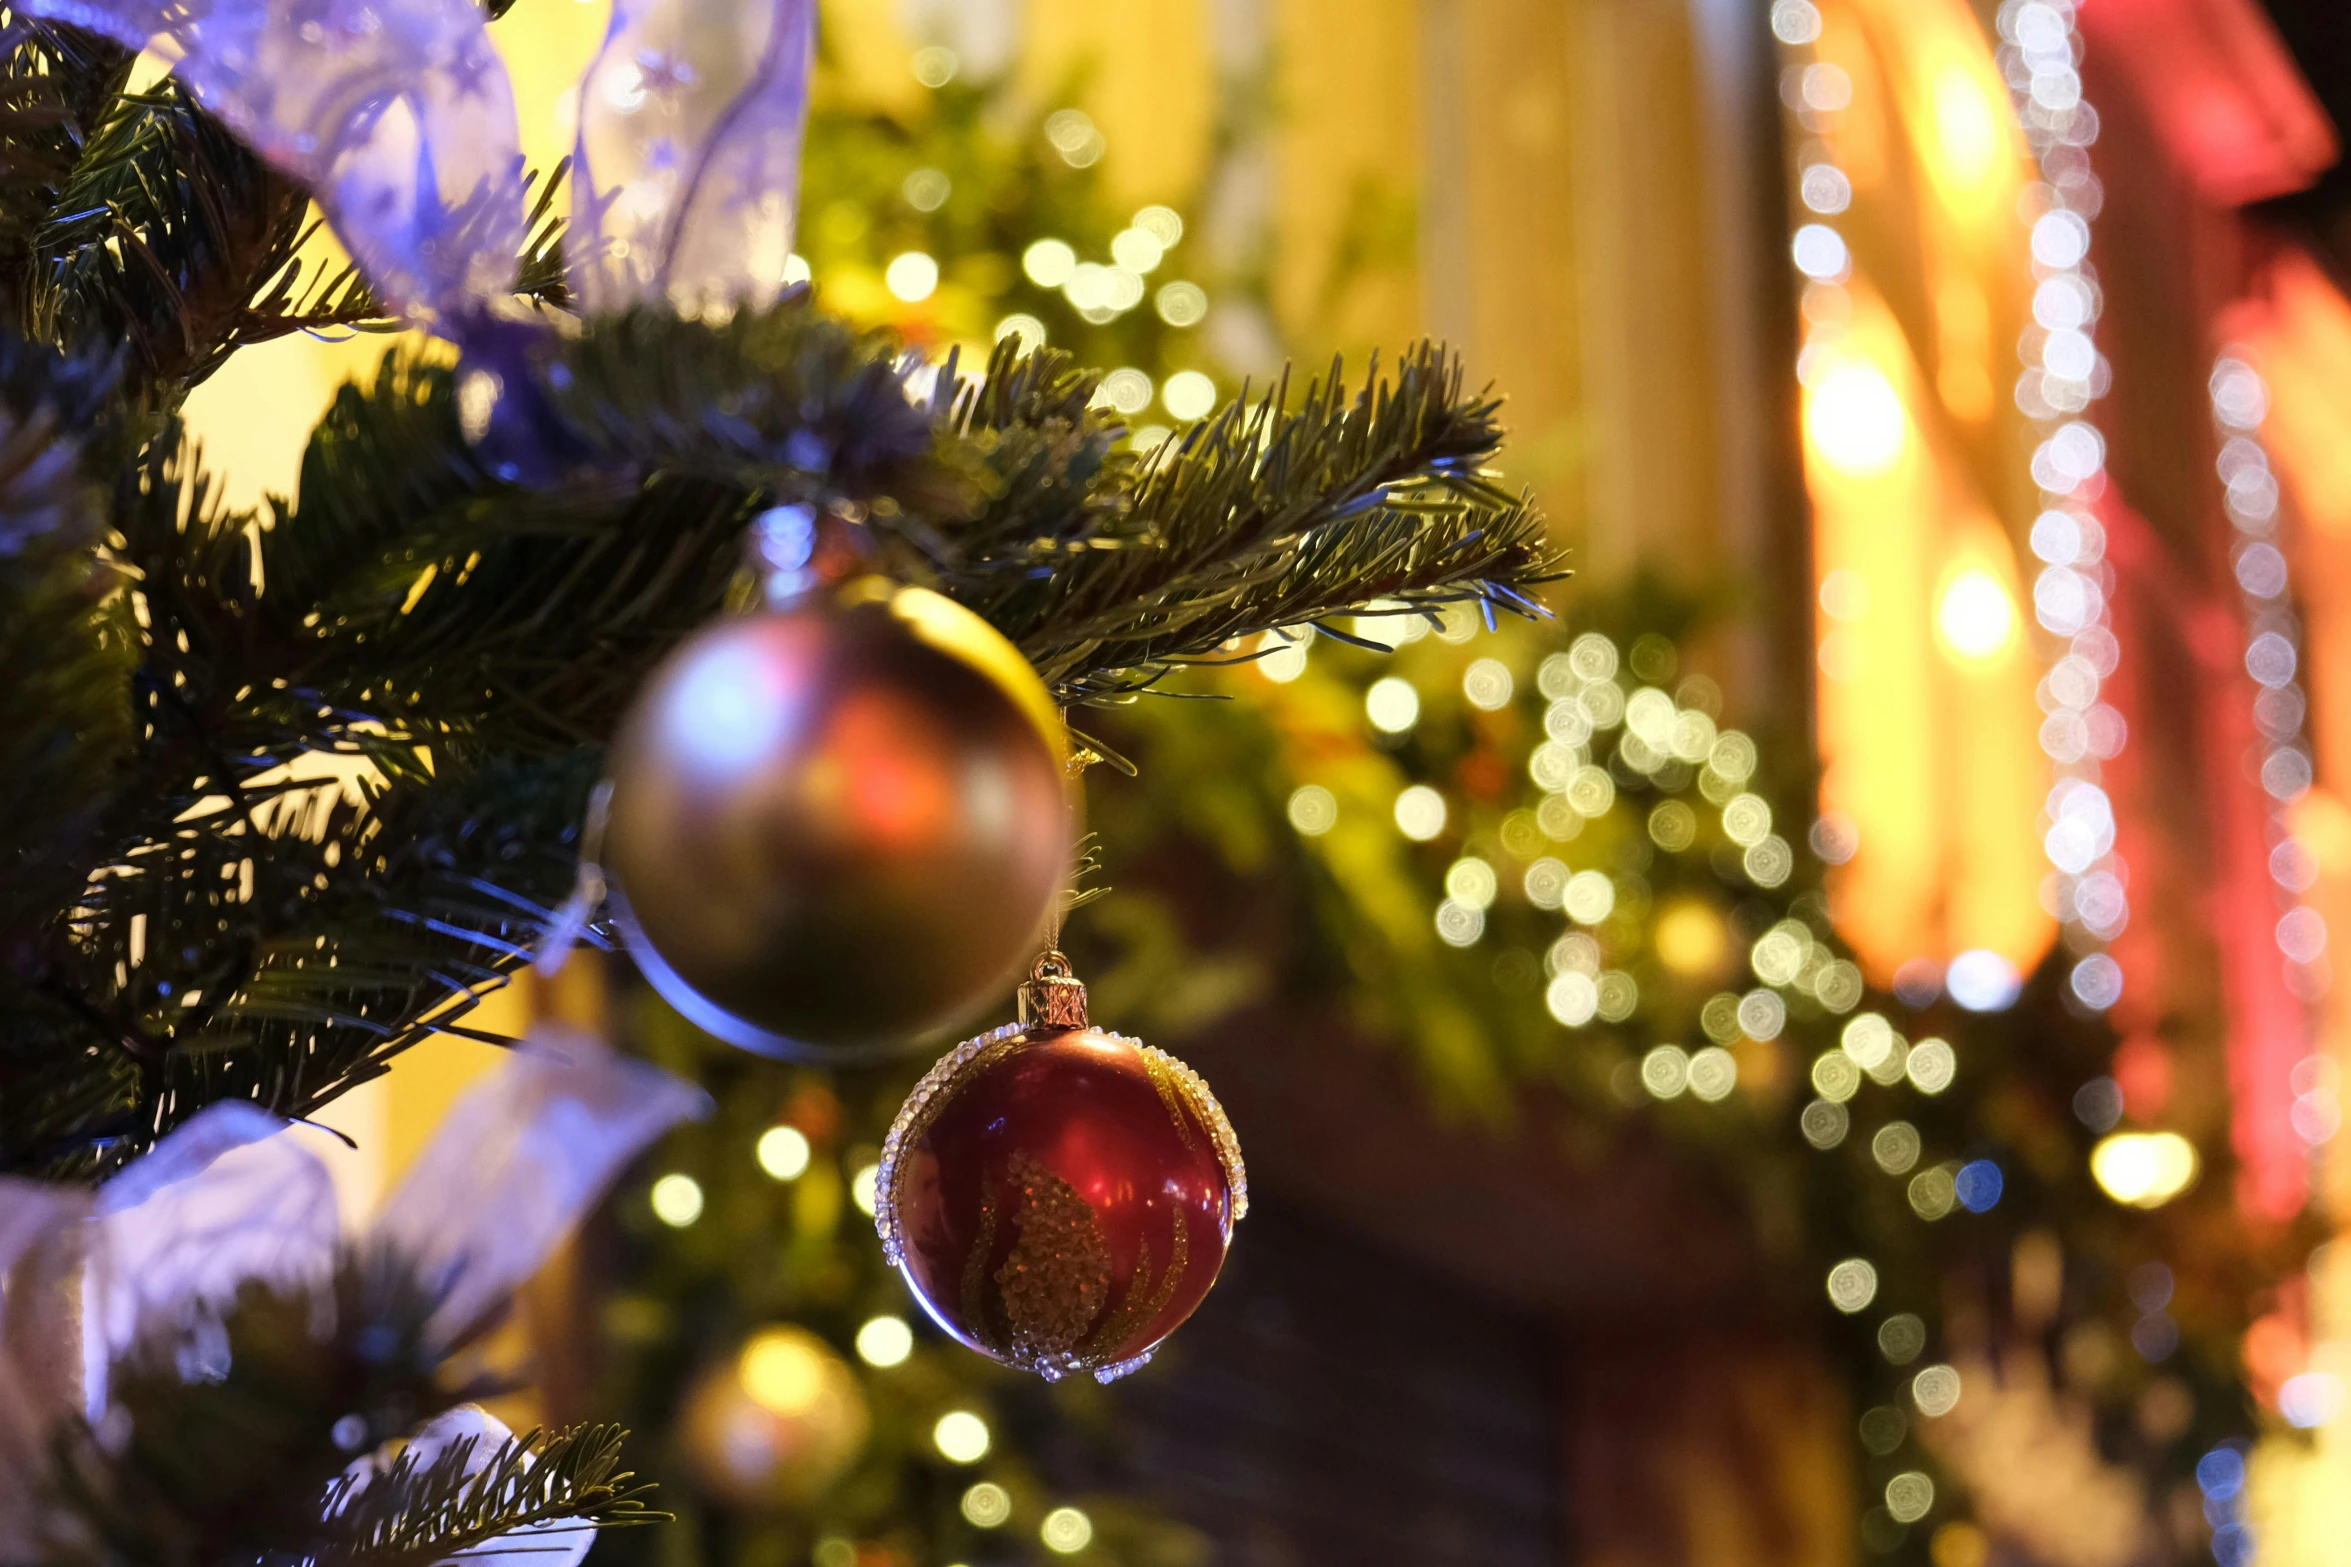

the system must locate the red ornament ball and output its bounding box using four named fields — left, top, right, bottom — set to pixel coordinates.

left=875, top=966, right=1246, bottom=1382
